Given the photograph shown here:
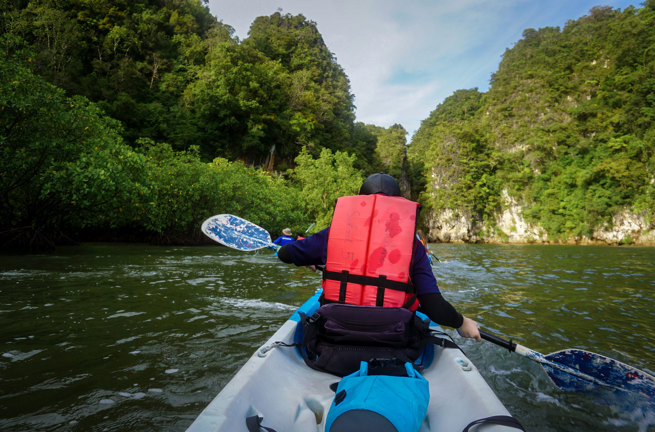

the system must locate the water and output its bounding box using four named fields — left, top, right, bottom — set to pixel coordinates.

left=1, top=243, right=654, bottom=431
